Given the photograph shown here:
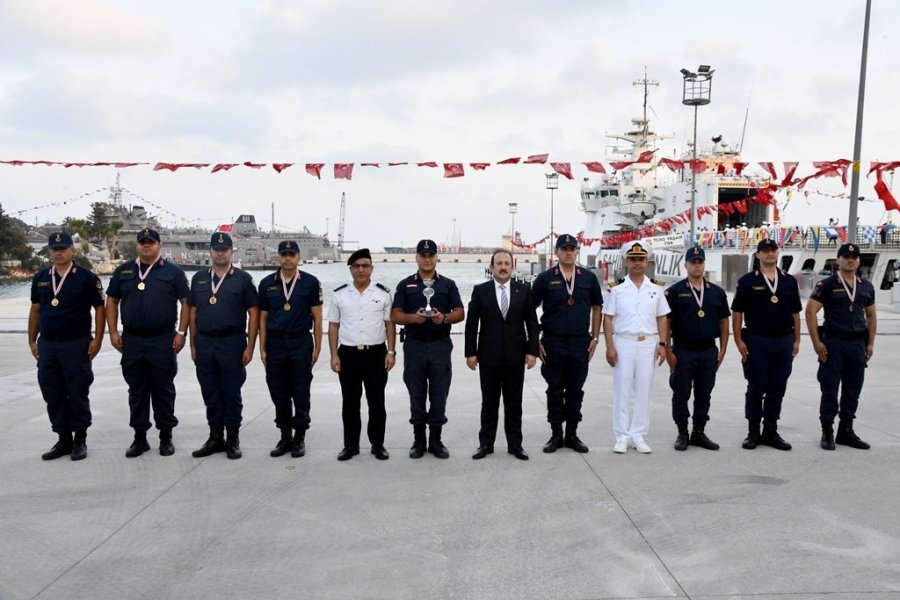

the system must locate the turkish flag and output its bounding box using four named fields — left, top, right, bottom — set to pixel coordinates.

left=582, top=161, right=606, bottom=174
left=443, top=163, right=464, bottom=178
left=218, top=224, right=234, bottom=233
left=524, top=154, right=549, bottom=164
left=781, top=162, right=798, bottom=187
left=659, top=158, right=683, bottom=172
left=417, top=162, right=438, bottom=168
left=635, top=149, right=657, bottom=163
left=211, top=163, right=238, bottom=173
left=244, top=161, right=265, bottom=169
left=306, top=163, right=324, bottom=179
left=469, top=163, right=490, bottom=170
left=550, top=162, right=573, bottom=180
left=733, top=161, right=748, bottom=176
left=334, top=163, right=354, bottom=180
left=688, top=159, right=706, bottom=174
left=388, top=162, right=408, bottom=166
left=497, top=157, right=521, bottom=165
left=869, top=161, right=900, bottom=176
left=758, top=162, right=778, bottom=180
left=361, top=163, right=380, bottom=168
left=875, top=171, right=900, bottom=211
left=272, top=163, right=293, bottom=173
